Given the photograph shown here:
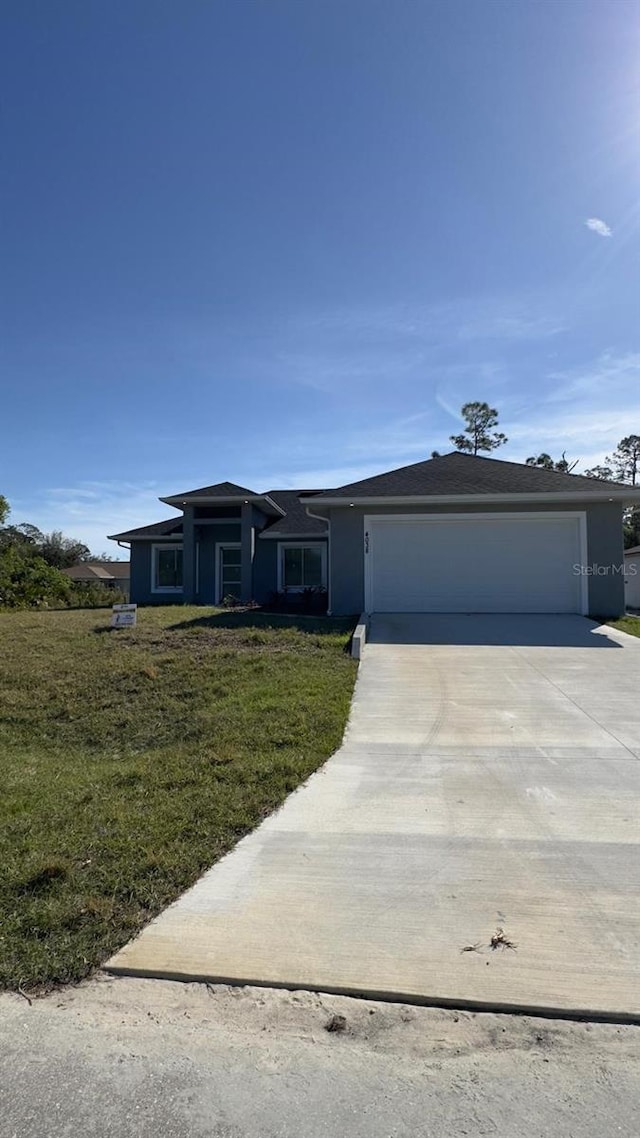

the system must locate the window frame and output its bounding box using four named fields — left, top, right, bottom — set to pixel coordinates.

left=215, top=541, right=242, bottom=603
left=277, top=542, right=327, bottom=593
left=151, top=543, right=184, bottom=594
